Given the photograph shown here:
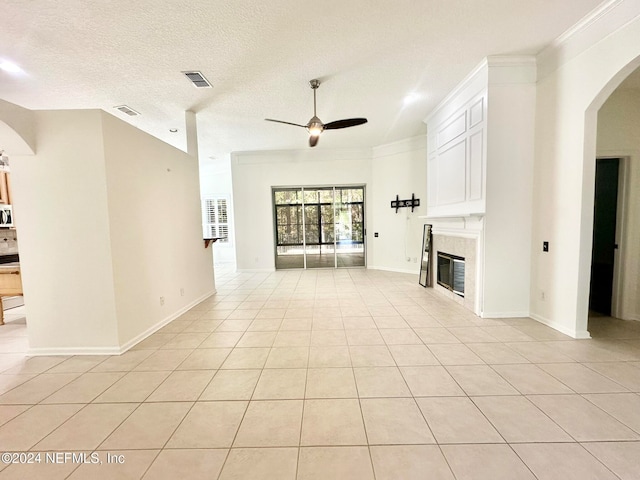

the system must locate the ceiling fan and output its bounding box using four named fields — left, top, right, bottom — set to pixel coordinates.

left=265, top=79, right=368, bottom=147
